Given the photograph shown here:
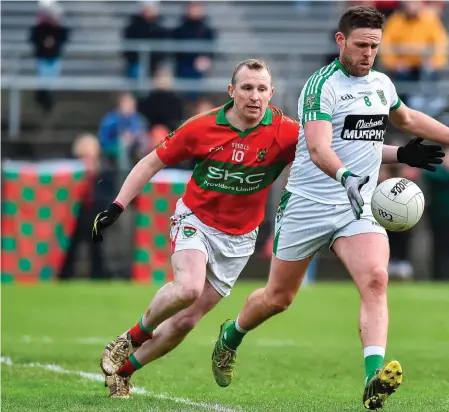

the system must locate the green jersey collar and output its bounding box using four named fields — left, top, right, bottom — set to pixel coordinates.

left=334, top=58, right=350, bottom=77
left=216, top=100, right=273, bottom=137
